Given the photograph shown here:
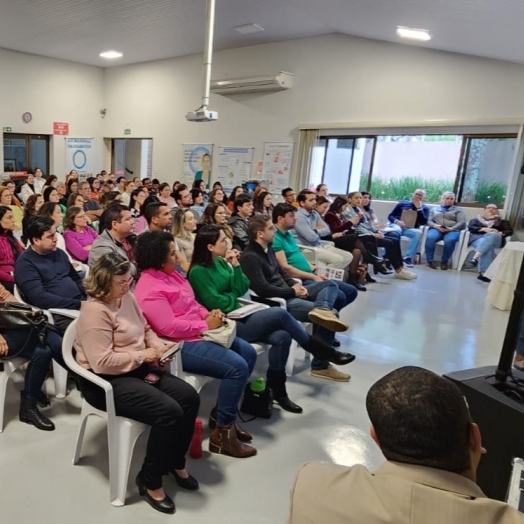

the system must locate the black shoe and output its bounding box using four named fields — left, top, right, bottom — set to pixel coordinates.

left=331, top=351, right=356, bottom=366
left=303, top=336, right=356, bottom=367
left=353, top=281, right=367, bottom=291
left=366, top=253, right=384, bottom=265
left=384, top=259, right=393, bottom=270
left=478, top=274, right=491, bottom=283
left=19, top=391, right=55, bottom=431
left=36, top=391, right=51, bottom=408
left=374, top=264, right=393, bottom=275
left=364, top=273, right=377, bottom=283
left=275, top=395, right=303, bottom=414
left=136, top=475, right=175, bottom=514
left=332, top=338, right=341, bottom=348
left=171, top=470, right=199, bottom=491
left=469, top=257, right=479, bottom=267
